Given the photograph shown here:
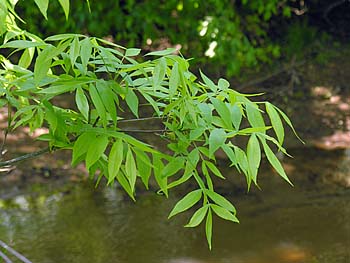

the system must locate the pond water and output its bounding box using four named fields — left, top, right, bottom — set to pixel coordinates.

left=0, top=148, right=349, bottom=263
